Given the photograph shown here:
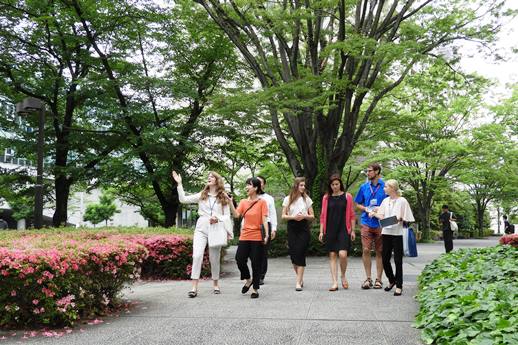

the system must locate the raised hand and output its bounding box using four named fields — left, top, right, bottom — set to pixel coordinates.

left=171, top=170, right=182, bottom=185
